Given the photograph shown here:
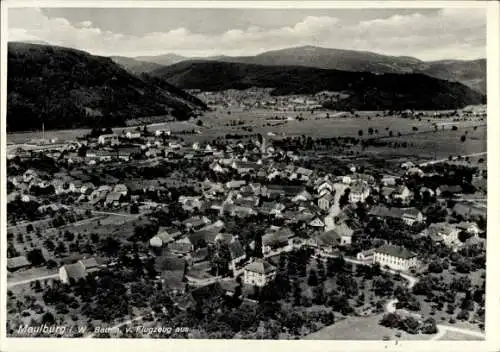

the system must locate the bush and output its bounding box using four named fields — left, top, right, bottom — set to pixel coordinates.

left=428, top=261, right=443, bottom=274
left=457, top=310, right=470, bottom=321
